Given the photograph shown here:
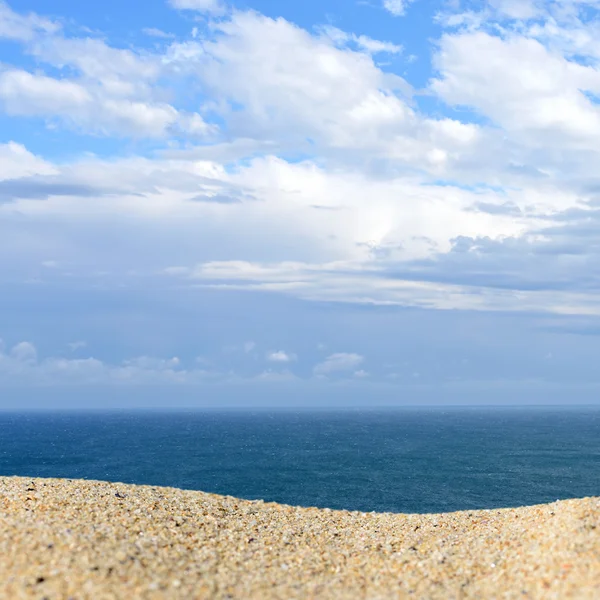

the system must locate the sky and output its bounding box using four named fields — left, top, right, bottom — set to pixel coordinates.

left=2, top=0, right=600, bottom=408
